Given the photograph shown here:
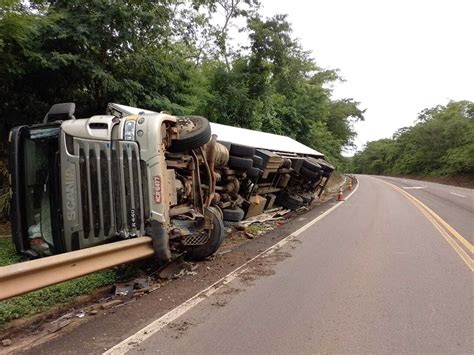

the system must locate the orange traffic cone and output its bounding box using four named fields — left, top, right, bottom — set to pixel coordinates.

left=348, top=181, right=353, bottom=191
left=337, top=188, right=345, bottom=201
